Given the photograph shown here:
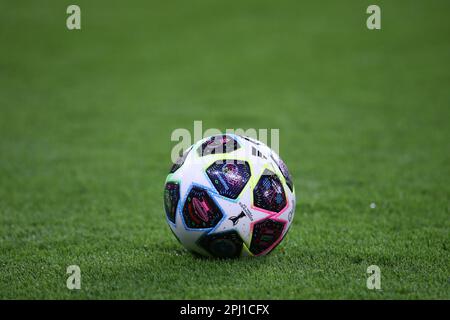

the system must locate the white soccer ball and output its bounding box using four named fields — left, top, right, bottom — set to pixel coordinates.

left=164, top=134, right=296, bottom=258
